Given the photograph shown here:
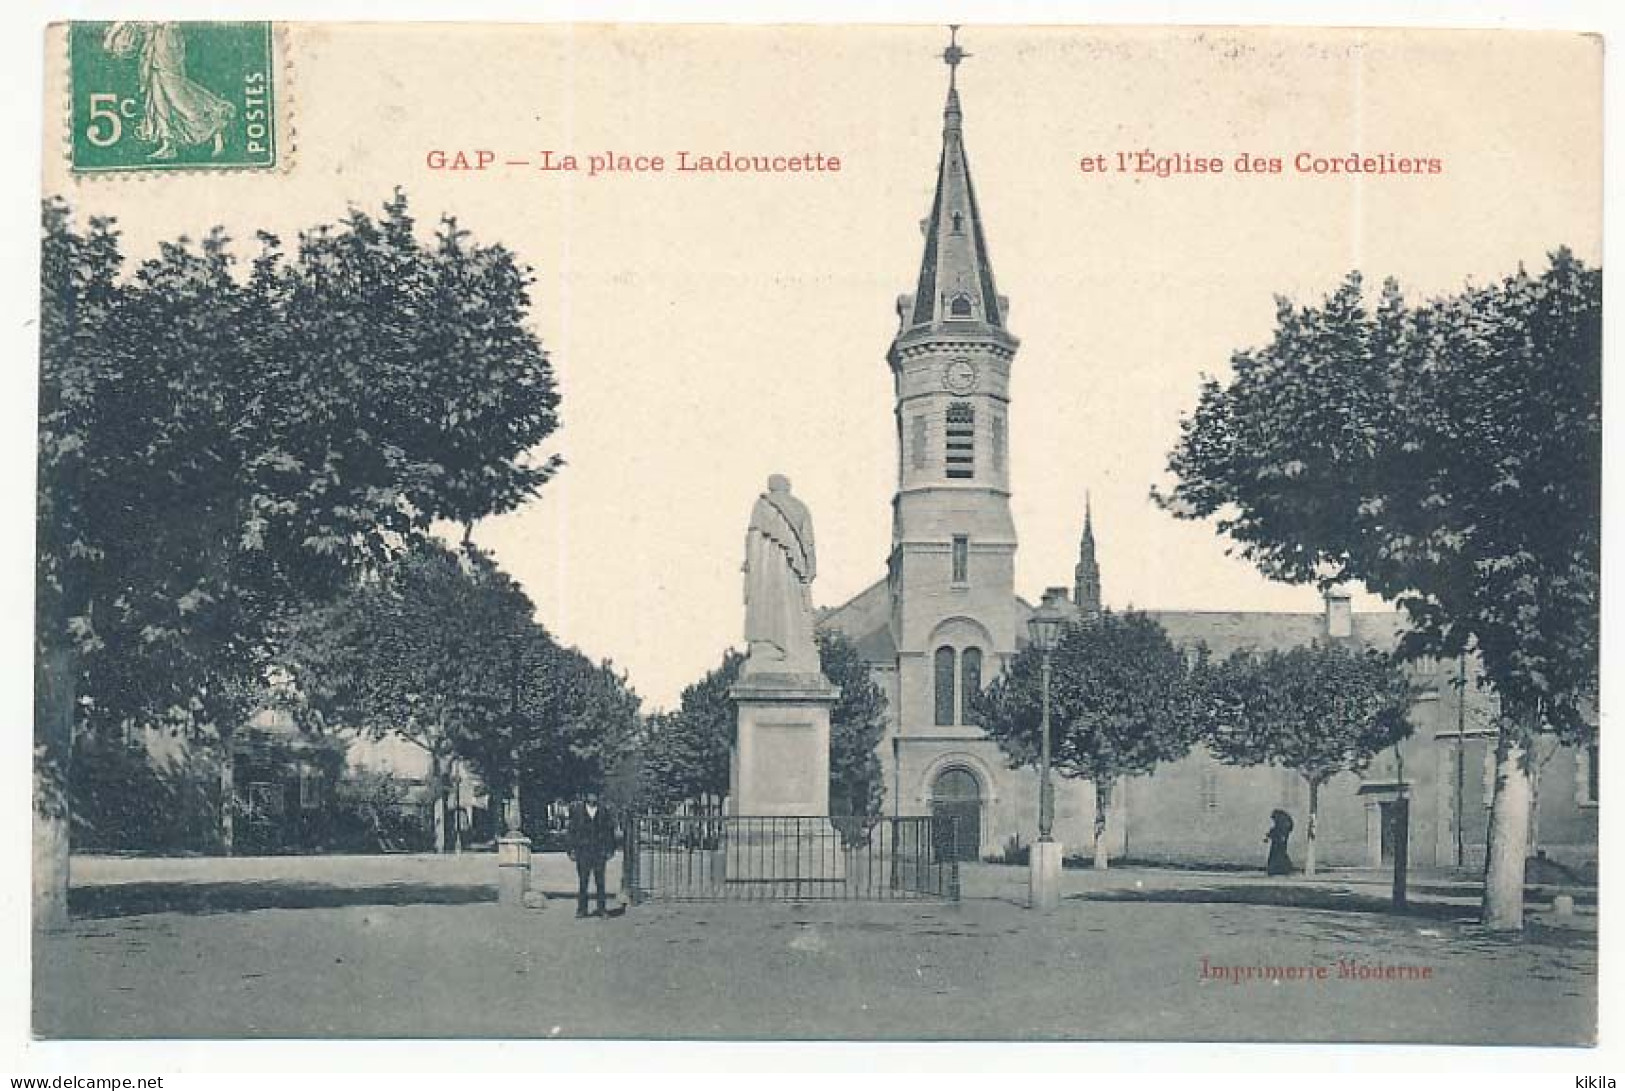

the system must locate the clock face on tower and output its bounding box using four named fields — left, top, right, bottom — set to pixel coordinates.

left=943, top=357, right=979, bottom=394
